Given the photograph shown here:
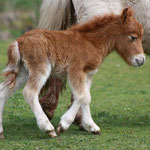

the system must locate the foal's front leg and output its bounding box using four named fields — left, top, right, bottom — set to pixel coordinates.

left=57, top=89, right=83, bottom=134
left=80, top=76, right=100, bottom=134
left=57, top=71, right=86, bottom=134
left=57, top=72, right=100, bottom=134
left=68, top=75, right=100, bottom=134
